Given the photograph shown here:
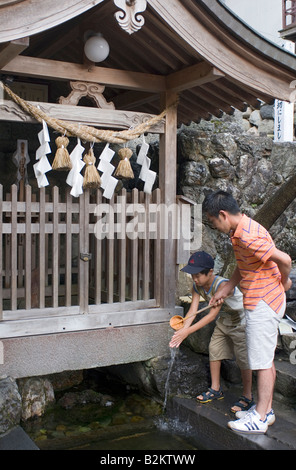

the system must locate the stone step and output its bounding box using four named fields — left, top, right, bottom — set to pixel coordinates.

left=0, top=426, right=39, bottom=450
left=167, top=379, right=296, bottom=451
left=167, top=393, right=296, bottom=450
left=274, top=357, right=296, bottom=401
